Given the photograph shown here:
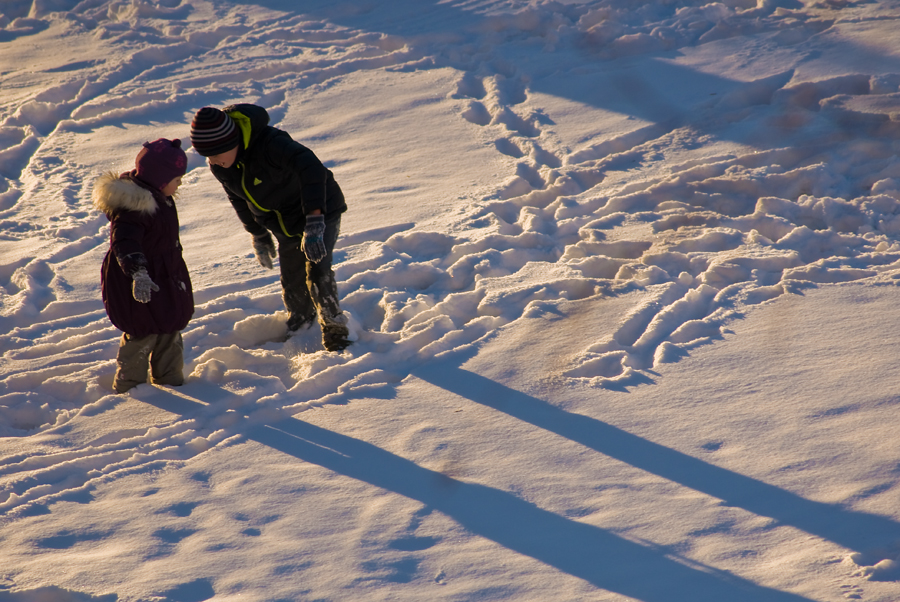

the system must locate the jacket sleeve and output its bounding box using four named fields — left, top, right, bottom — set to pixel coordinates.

left=264, top=132, right=329, bottom=215
left=109, top=211, right=149, bottom=276
left=225, top=189, right=269, bottom=237
left=211, top=165, right=270, bottom=238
